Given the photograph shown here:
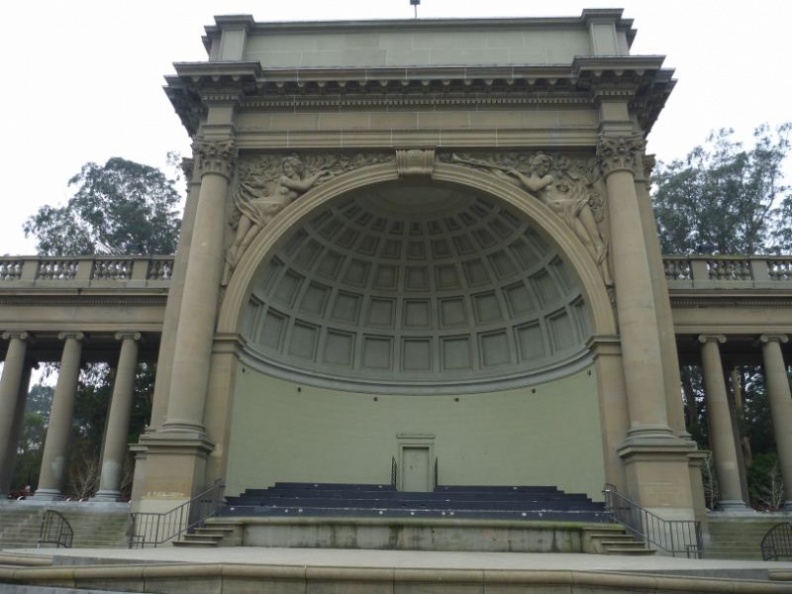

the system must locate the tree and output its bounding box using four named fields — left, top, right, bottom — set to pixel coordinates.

left=653, top=123, right=792, bottom=255
left=18, top=157, right=181, bottom=497
left=652, top=123, right=792, bottom=509
left=23, top=157, right=181, bottom=256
